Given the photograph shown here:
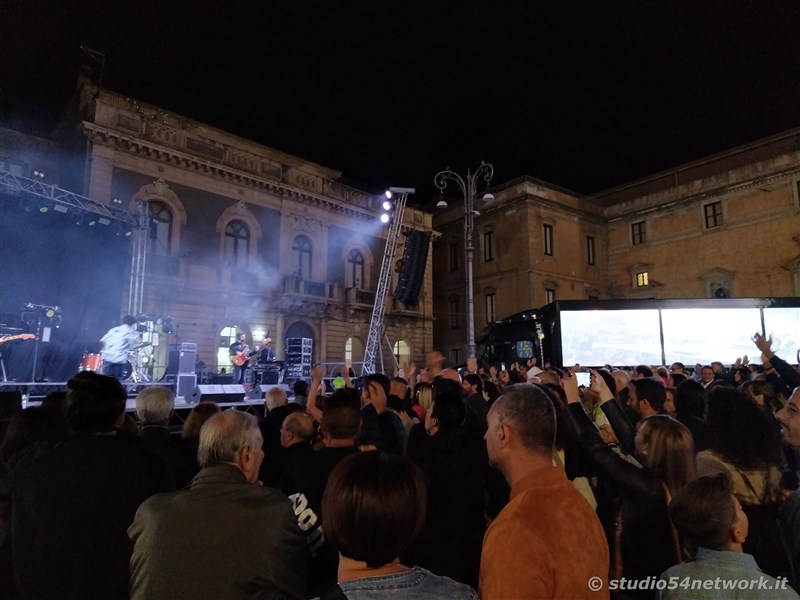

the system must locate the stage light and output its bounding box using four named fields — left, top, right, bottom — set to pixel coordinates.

left=97, top=217, right=111, bottom=226
left=54, top=204, right=68, bottom=214
left=382, top=200, right=392, bottom=211
left=111, top=197, right=123, bottom=206
left=88, top=217, right=97, bottom=226
left=384, top=190, right=393, bottom=199
left=380, top=213, right=390, bottom=224
left=32, top=169, right=46, bottom=179
left=38, top=203, right=50, bottom=213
